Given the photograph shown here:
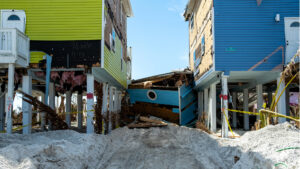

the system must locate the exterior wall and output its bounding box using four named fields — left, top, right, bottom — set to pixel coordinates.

left=188, top=0, right=214, bottom=81
left=104, top=0, right=129, bottom=88
left=1, top=0, right=102, bottom=41
left=214, top=0, right=299, bottom=73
